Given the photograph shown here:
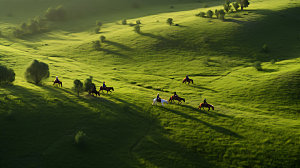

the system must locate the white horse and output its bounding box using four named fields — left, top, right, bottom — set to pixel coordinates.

left=152, top=98, right=168, bottom=106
